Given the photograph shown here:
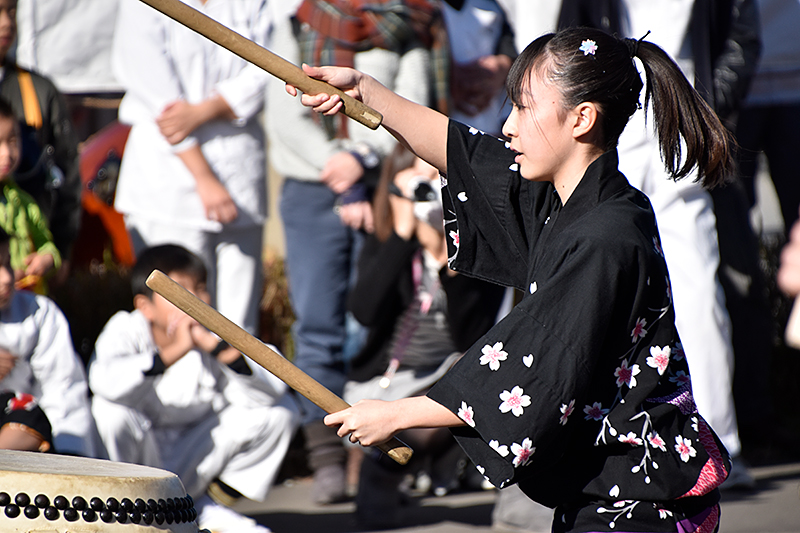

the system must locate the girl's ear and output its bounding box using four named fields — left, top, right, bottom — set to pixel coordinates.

left=572, top=102, right=599, bottom=139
